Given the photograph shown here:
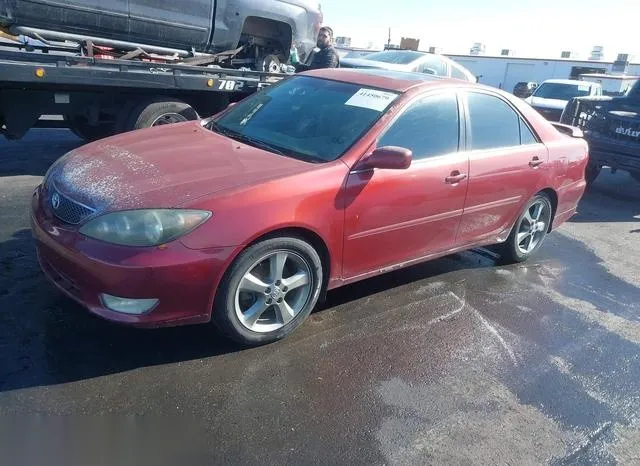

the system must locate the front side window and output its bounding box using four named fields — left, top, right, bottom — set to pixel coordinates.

left=211, top=76, right=398, bottom=162
left=378, top=93, right=459, bottom=160
left=467, top=92, right=521, bottom=150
